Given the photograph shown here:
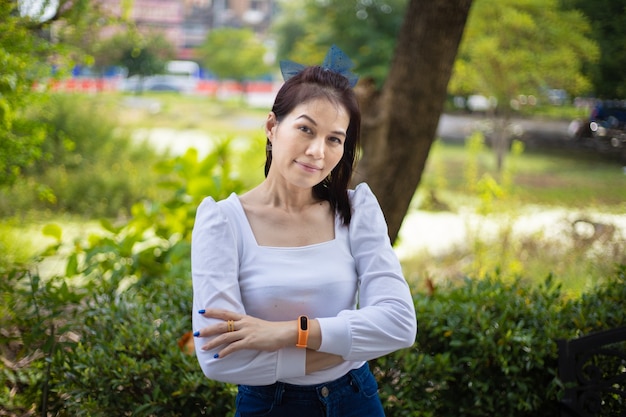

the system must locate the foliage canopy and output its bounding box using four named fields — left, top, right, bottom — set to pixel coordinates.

left=0, top=0, right=95, bottom=186
left=198, top=27, right=270, bottom=83
left=0, top=2, right=51, bottom=186
left=124, top=31, right=175, bottom=76
left=272, top=0, right=407, bottom=86
left=273, top=0, right=603, bottom=102
left=562, top=0, right=626, bottom=98
left=448, top=0, right=599, bottom=106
